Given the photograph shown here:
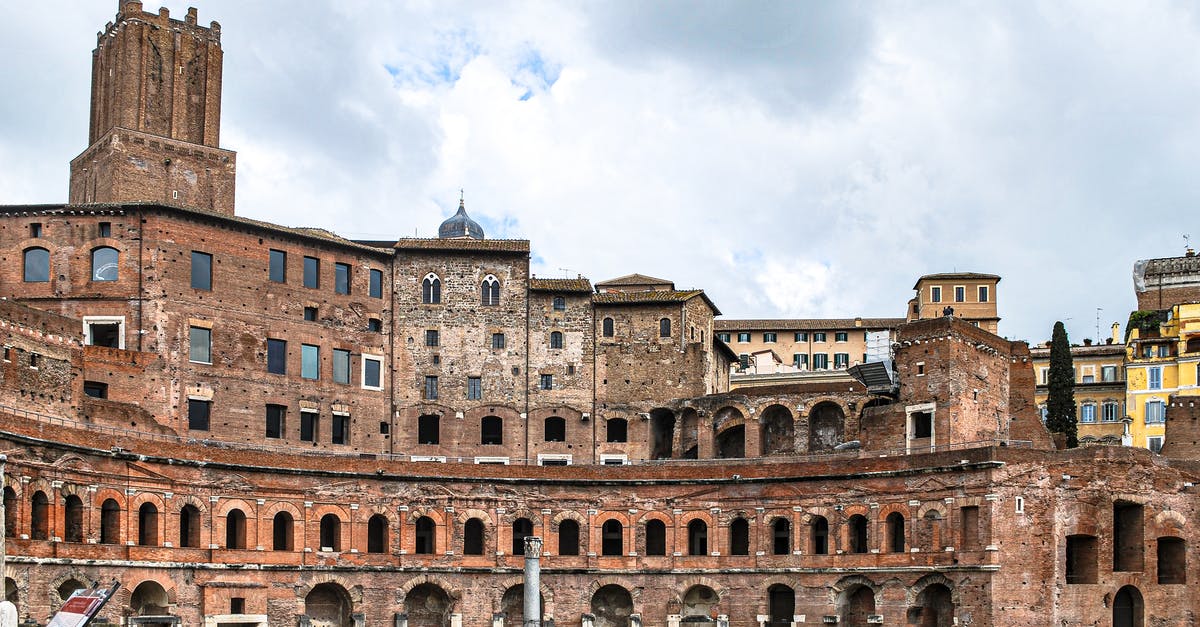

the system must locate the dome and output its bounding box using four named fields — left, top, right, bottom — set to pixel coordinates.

left=438, top=199, right=484, bottom=239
